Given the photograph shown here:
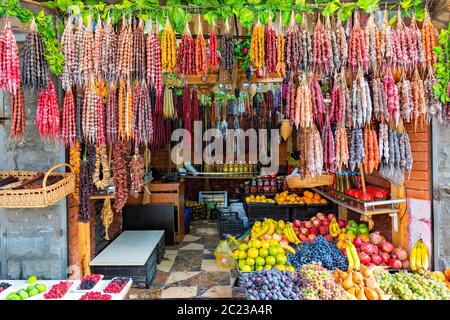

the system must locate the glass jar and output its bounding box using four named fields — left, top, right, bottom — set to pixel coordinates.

left=270, top=177, right=277, bottom=193
left=223, top=162, right=229, bottom=174
left=250, top=179, right=258, bottom=194
left=257, top=177, right=264, bottom=193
